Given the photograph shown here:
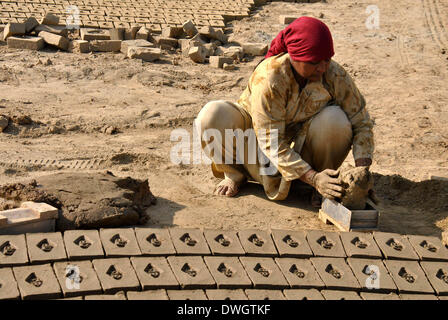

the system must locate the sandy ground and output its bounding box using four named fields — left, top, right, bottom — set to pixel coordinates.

left=0, top=0, right=447, bottom=237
